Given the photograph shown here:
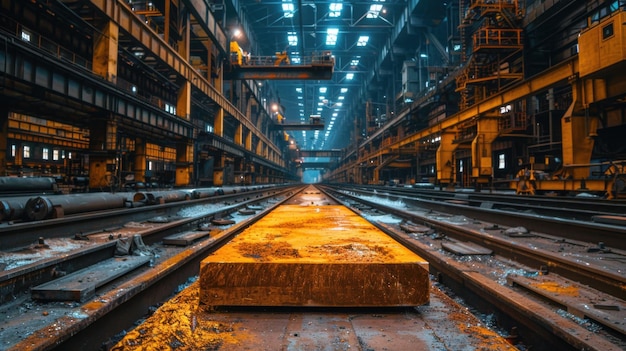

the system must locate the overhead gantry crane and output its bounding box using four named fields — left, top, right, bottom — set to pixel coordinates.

left=225, top=41, right=335, bottom=80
